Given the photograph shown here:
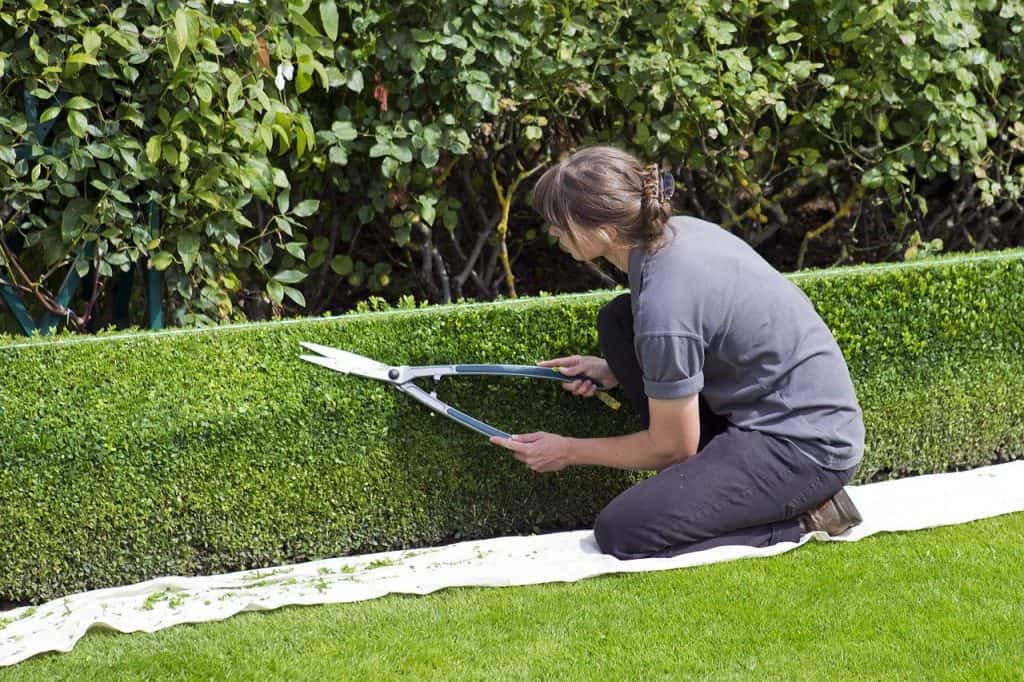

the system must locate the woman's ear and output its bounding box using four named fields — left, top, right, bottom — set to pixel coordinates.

left=602, top=225, right=620, bottom=244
